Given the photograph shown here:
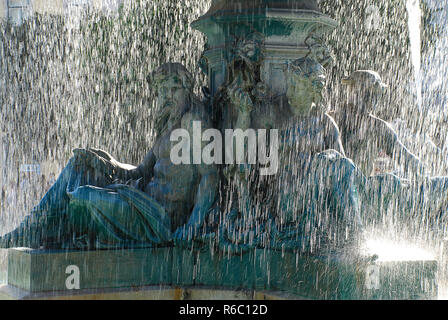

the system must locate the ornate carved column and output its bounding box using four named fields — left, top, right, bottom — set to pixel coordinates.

left=192, top=0, right=337, bottom=96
